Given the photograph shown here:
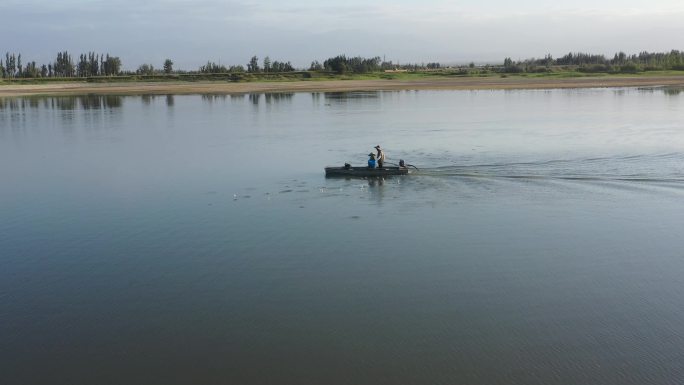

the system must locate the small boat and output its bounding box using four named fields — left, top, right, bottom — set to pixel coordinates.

left=325, top=165, right=410, bottom=177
